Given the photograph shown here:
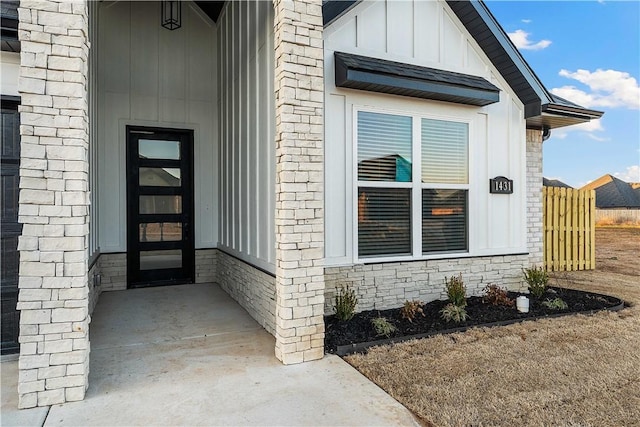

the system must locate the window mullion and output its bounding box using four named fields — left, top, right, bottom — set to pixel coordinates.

left=412, top=116, right=422, bottom=258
